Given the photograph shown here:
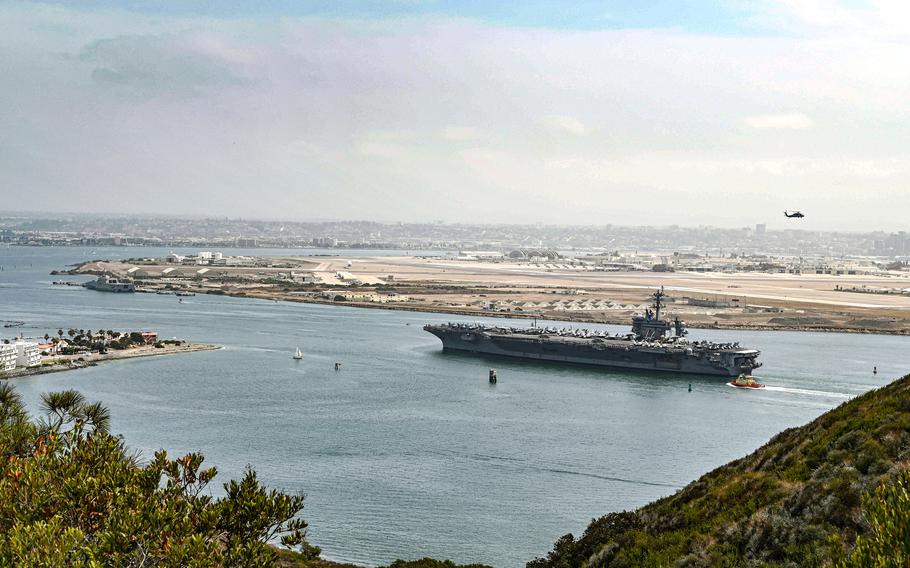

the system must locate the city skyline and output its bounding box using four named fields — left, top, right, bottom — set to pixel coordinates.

left=3, top=1, right=910, bottom=230
left=5, top=212, right=910, bottom=260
